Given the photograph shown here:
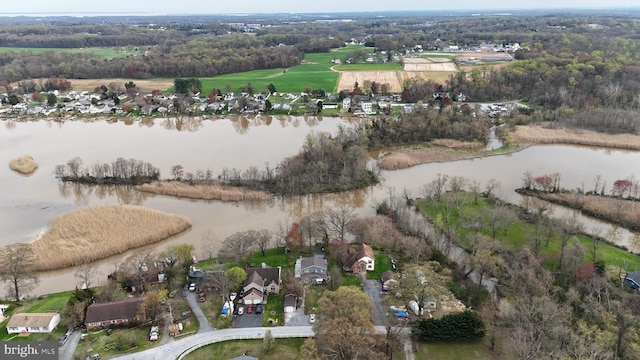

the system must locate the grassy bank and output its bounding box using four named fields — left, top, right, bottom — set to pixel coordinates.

left=31, top=205, right=192, bottom=271
left=137, top=181, right=272, bottom=202
left=417, top=192, right=640, bottom=270
left=377, top=142, right=517, bottom=170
